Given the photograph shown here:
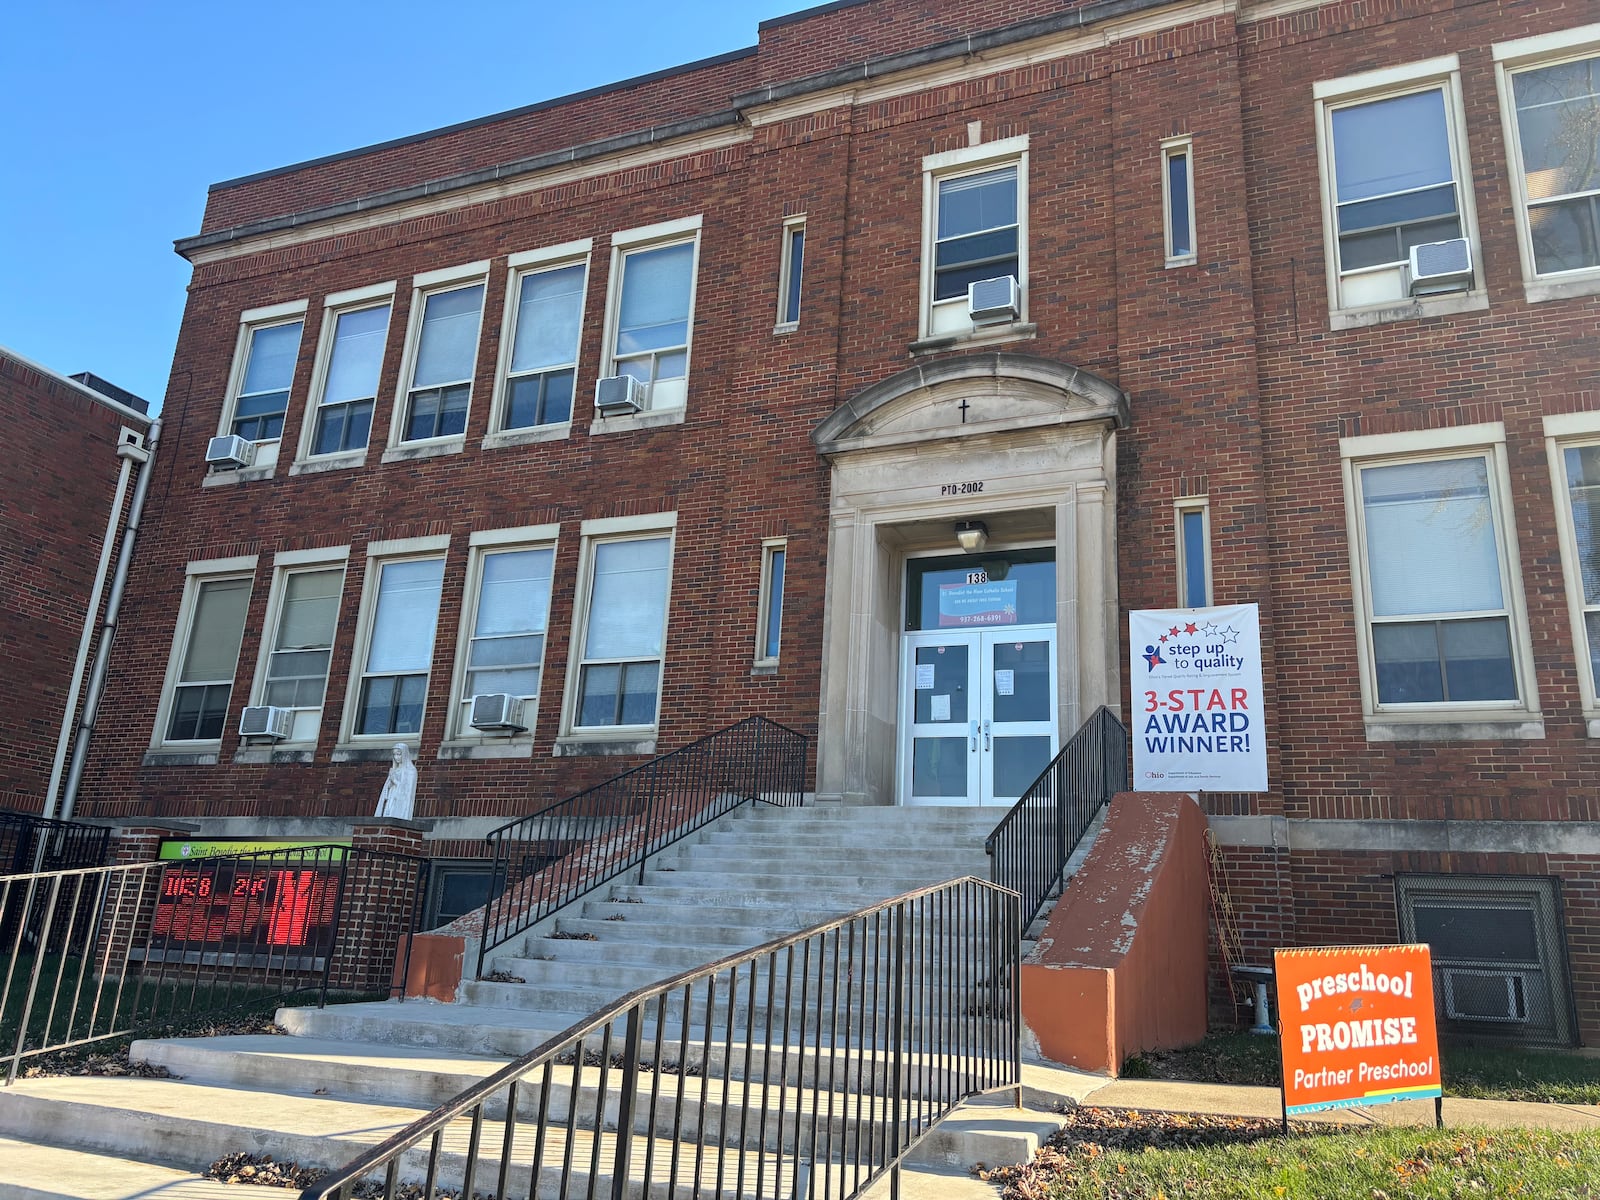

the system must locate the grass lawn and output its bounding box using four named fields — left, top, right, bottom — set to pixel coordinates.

left=1124, top=1032, right=1600, bottom=1104
left=984, top=1109, right=1600, bottom=1199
